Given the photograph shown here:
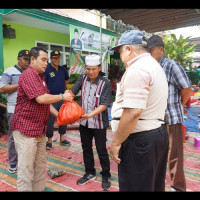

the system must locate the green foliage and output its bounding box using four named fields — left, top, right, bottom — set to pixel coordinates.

left=186, top=71, right=200, bottom=85
left=0, top=93, right=7, bottom=105
left=163, top=34, right=197, bottom=70
left=0, top=69, right=3, bottom=76
left=68, top=73, right=81, bottom=84
left=108, top=63, right=125, bottom=82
